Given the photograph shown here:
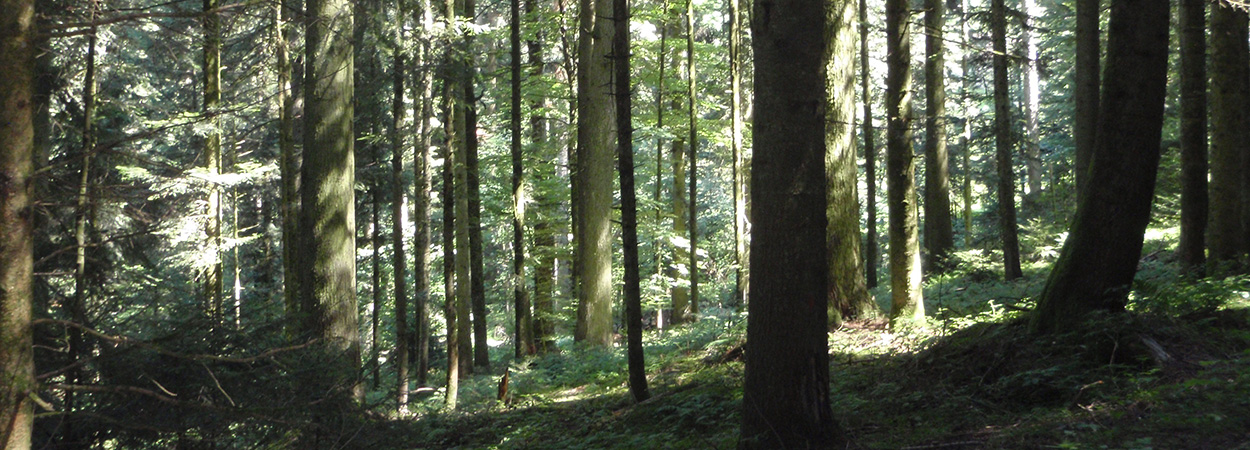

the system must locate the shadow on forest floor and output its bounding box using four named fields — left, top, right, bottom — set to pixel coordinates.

left=361, top=271, right=1250, bottom=450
